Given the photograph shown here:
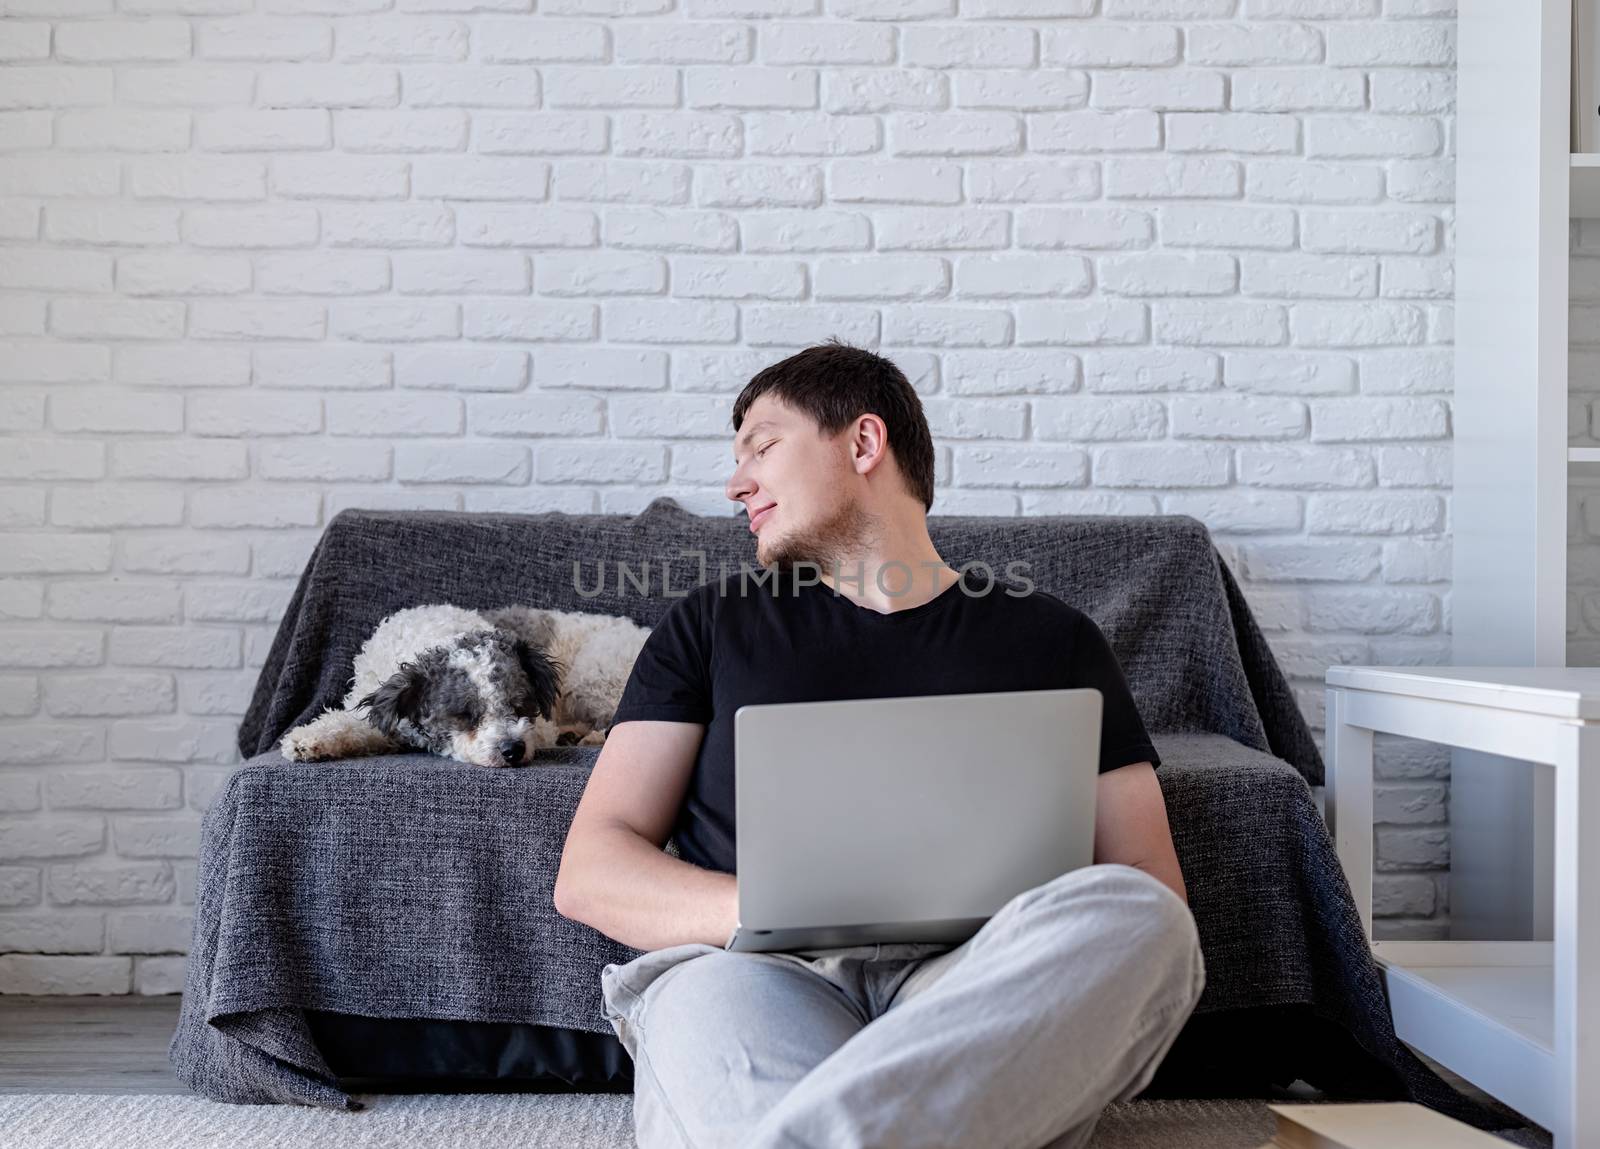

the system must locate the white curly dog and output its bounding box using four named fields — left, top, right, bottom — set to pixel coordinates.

left=279, top=604, right=651, bottom=769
